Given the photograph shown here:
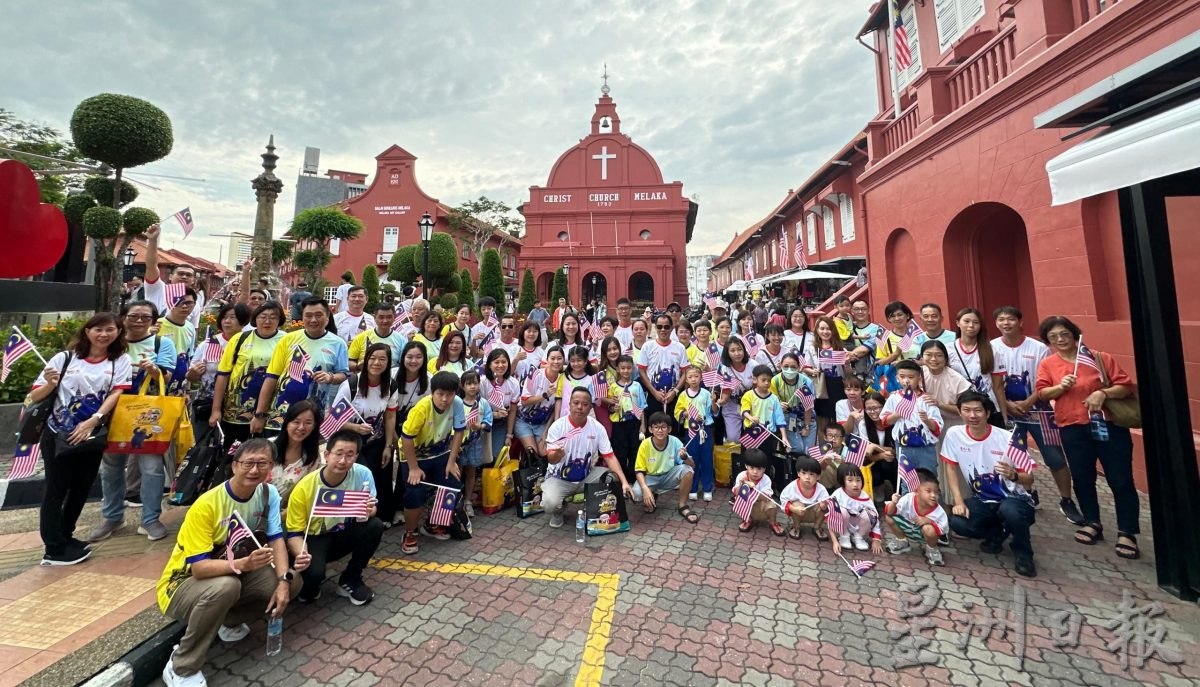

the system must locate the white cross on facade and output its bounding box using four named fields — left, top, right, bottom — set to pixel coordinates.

left=592, top=146, right=616, bottom=180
